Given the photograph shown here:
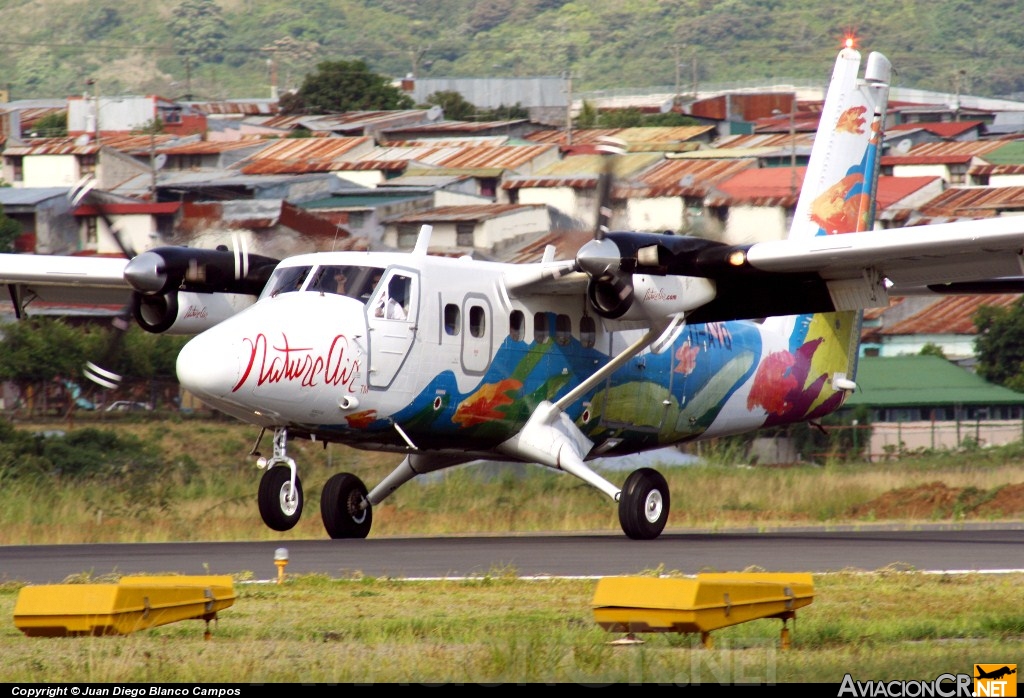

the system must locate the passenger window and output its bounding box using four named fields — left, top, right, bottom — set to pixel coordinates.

left=555, top=314, right=571, bottom=346
left=469, top=305, right=486, bottom=338
left=445, top=304, right=460, bottom=336
left=580, top=316, right=596, bottom=348
left=509, top=310, right=525, bottom=342
left=534, top=312, right=549, bottom=344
